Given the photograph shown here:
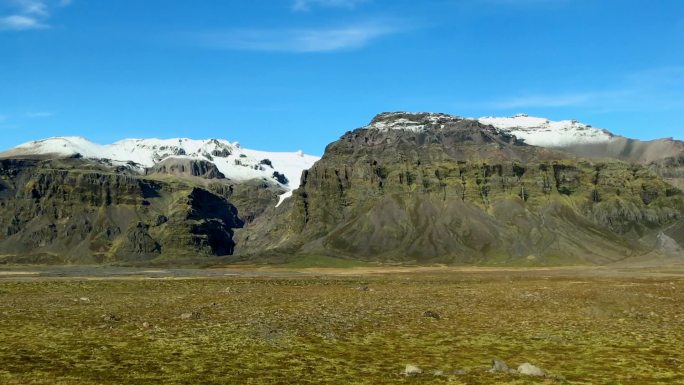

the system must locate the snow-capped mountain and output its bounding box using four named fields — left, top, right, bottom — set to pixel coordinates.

left=476, top=114, right=684, bottom=166
left=1, top=137, right=320, bottom=205
left=366, top=112, right=613, bottom=148
left=365, top=113, right=683, bottom=185
left=366, top=112, right=462, bottom=132
left=478, top=114, right=612, bottom=147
